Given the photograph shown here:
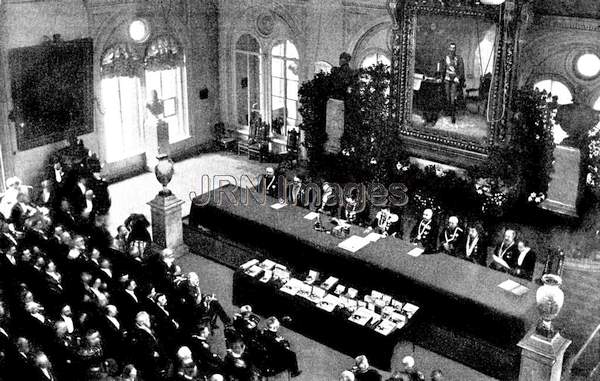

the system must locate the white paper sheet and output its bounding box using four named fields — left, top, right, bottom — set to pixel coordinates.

left=498, top=279, right=520, bottom=291
left=304, top=212, right=319, bottom=220
left=338, top=235, right=370, bottom=253
left=270, top=202, right=286, bottom=210
left=365, top=232, right=383, bottom=242
left=407, top=247, right=424, bottom=257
